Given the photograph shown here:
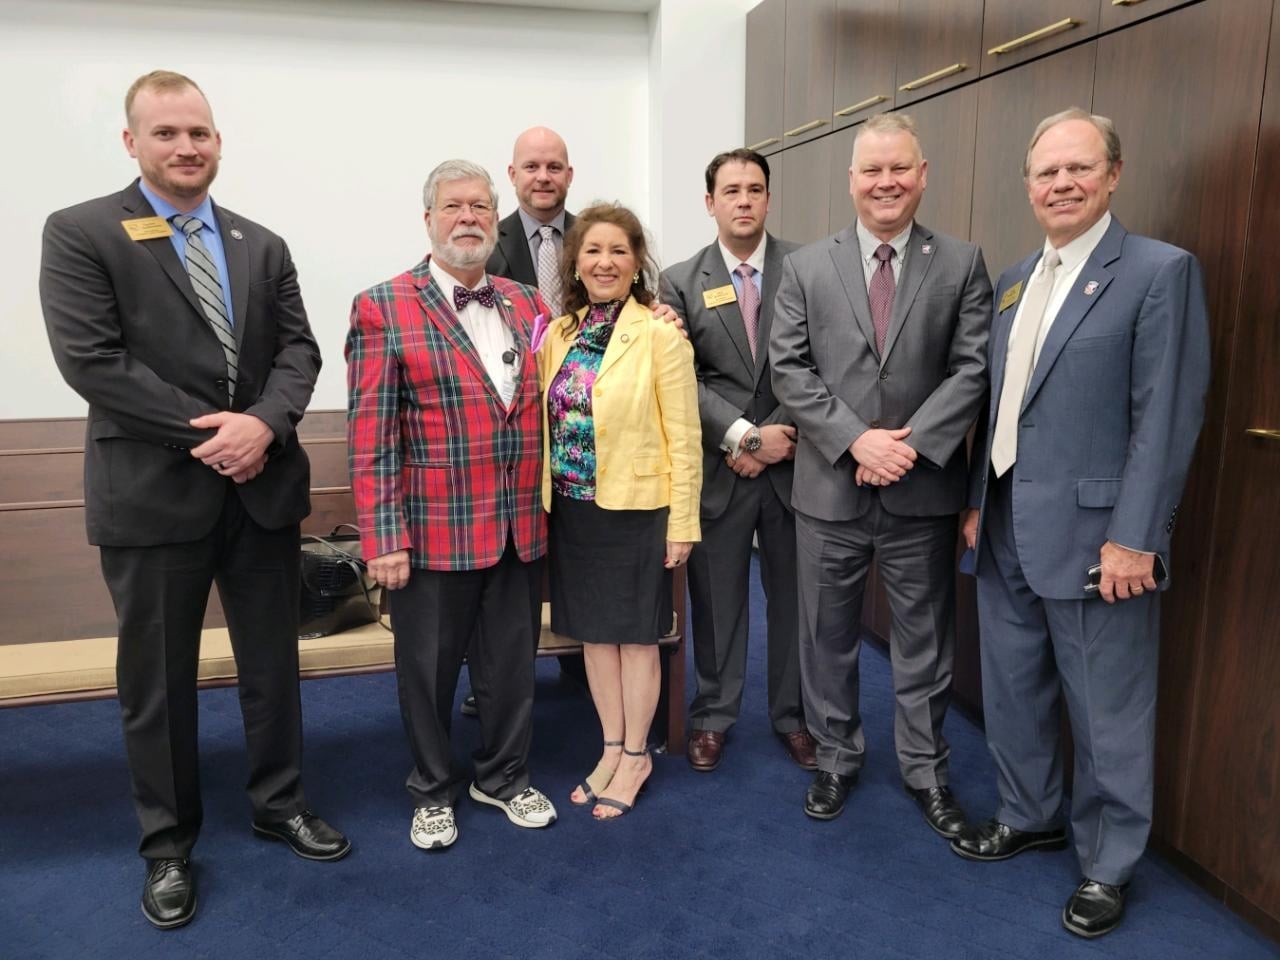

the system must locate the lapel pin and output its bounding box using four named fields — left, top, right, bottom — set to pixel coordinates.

left=921, top=243, right=933, bottom=255
left=1083, top=280, right=1099, bottom=296
left=620, top=333, right=630, bottom=343
left=229, top=228, right=244, bottom=240
left=502, top=298, right=512, bottom=307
